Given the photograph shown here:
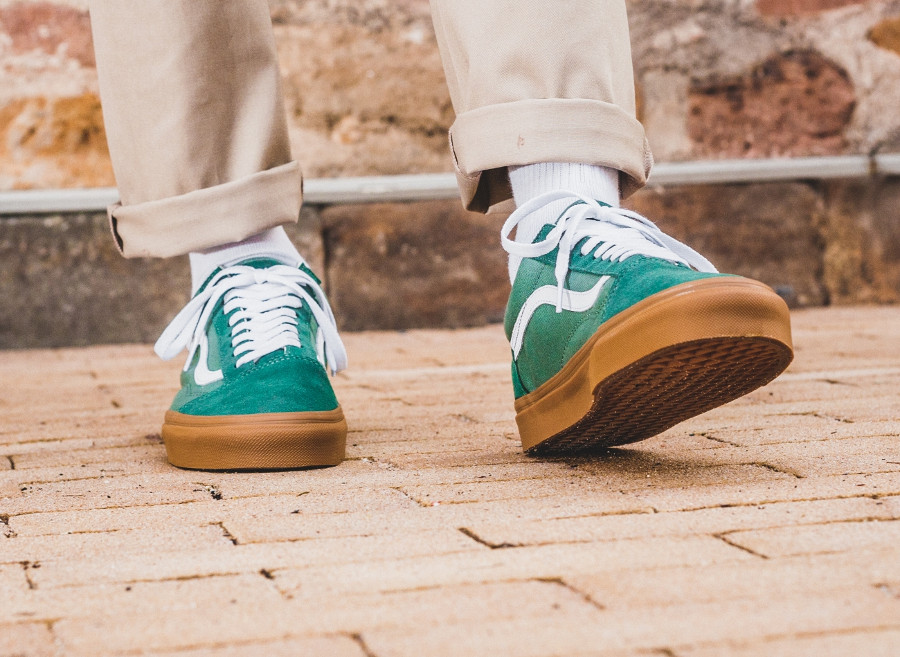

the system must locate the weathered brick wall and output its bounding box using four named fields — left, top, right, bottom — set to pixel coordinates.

left=3, top=0, right=900, bottom=187
left=631, top=0, right=900, bottom=161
